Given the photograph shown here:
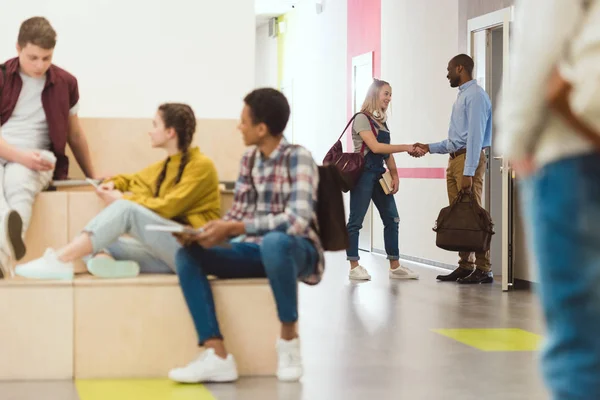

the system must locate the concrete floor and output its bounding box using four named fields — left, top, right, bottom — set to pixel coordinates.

left=0, top=252, right=549, bottom=400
